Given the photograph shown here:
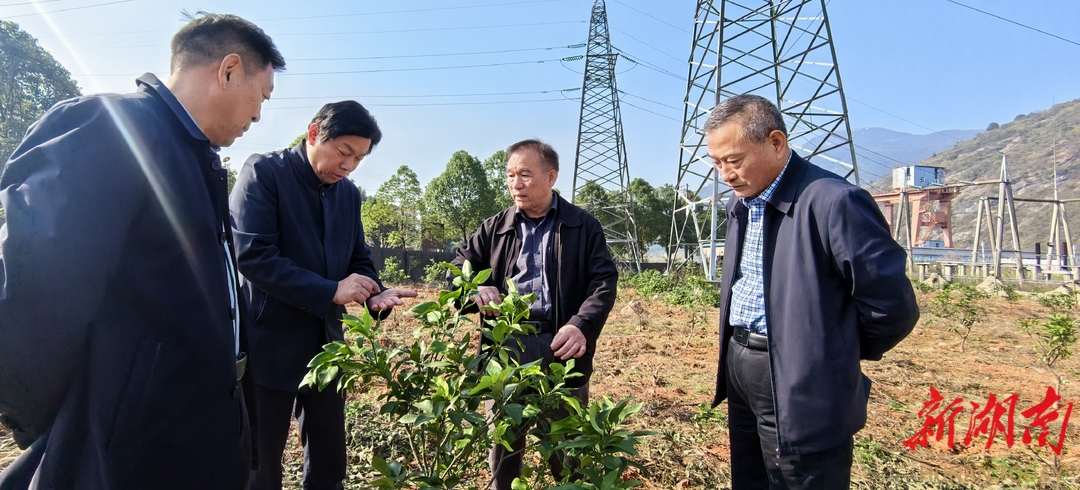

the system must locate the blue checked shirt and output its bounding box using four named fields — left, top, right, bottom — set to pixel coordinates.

left=728, top=151, right=792, bottom=334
